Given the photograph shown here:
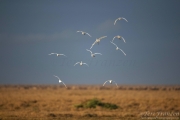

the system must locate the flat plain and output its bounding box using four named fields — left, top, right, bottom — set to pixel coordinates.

left=0, top=85, right=180, bottom=120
